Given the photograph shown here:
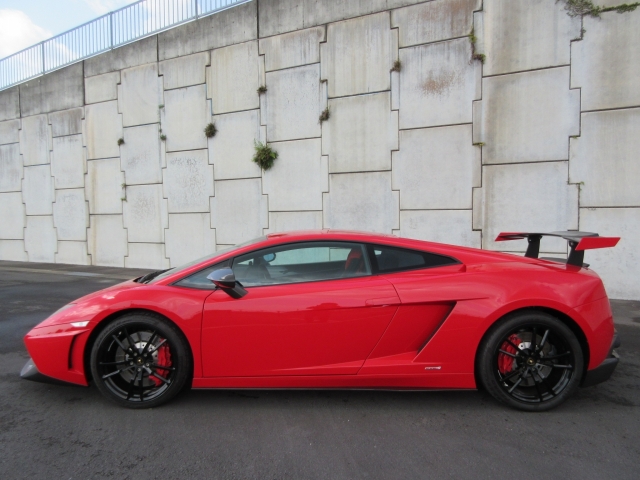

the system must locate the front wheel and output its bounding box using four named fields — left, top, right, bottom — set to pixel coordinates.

left=90, top=313, right=191, bottom=408
left=477, top=311, right=584, bottom=411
